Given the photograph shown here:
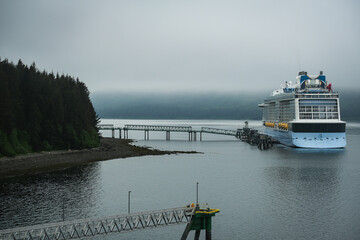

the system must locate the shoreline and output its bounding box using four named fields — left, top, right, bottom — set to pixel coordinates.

left=0, top=138, right=199, bottom=180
